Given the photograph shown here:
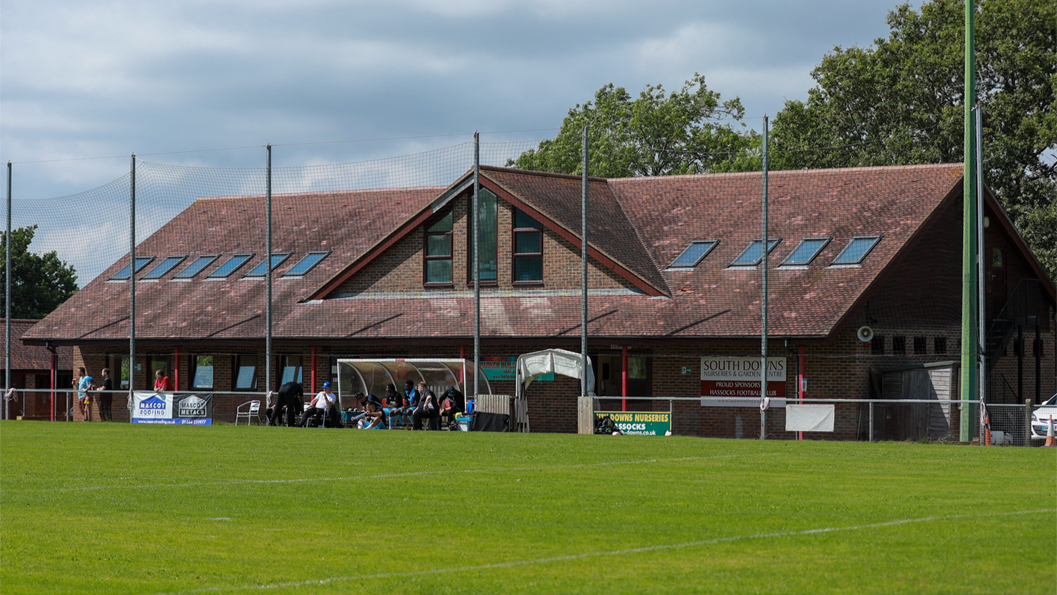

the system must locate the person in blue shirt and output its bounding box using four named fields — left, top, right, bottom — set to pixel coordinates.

left=75, top=367, right=94, bottom=422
